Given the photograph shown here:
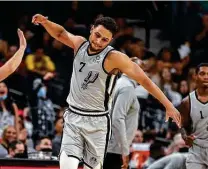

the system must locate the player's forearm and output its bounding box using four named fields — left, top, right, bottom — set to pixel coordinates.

left=7, top=47, right=25, bottom=71
left=140, top=76, right=172, bottom=108
left=41, top=20, right=66, bottom=40
left=0, top=47, right=25, bottom=81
